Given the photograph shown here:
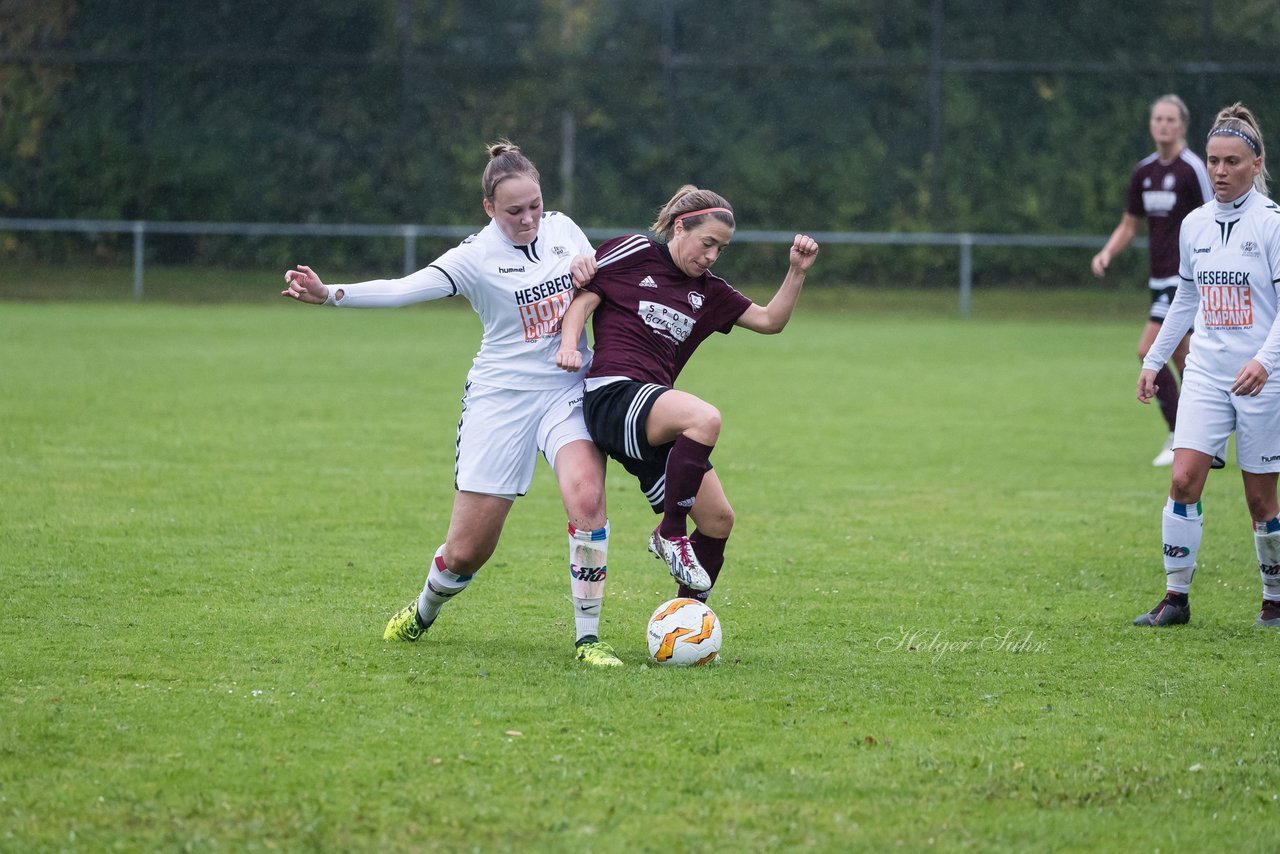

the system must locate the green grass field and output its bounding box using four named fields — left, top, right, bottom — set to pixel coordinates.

left=3, top=278, right=1278, bottom=852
